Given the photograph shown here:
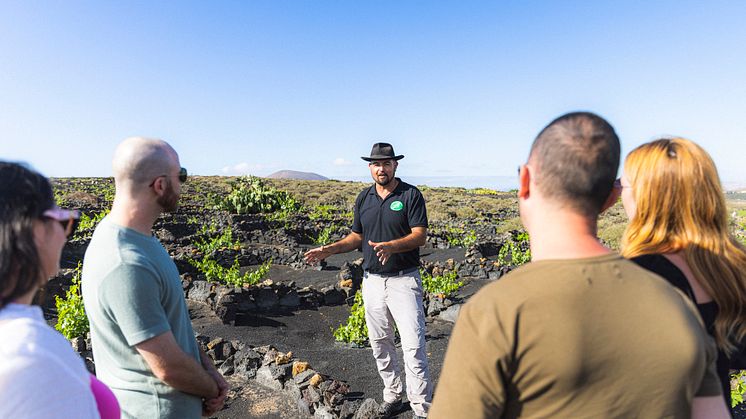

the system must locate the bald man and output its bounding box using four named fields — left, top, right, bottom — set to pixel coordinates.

left=82, top=138, right=228, bottom=419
